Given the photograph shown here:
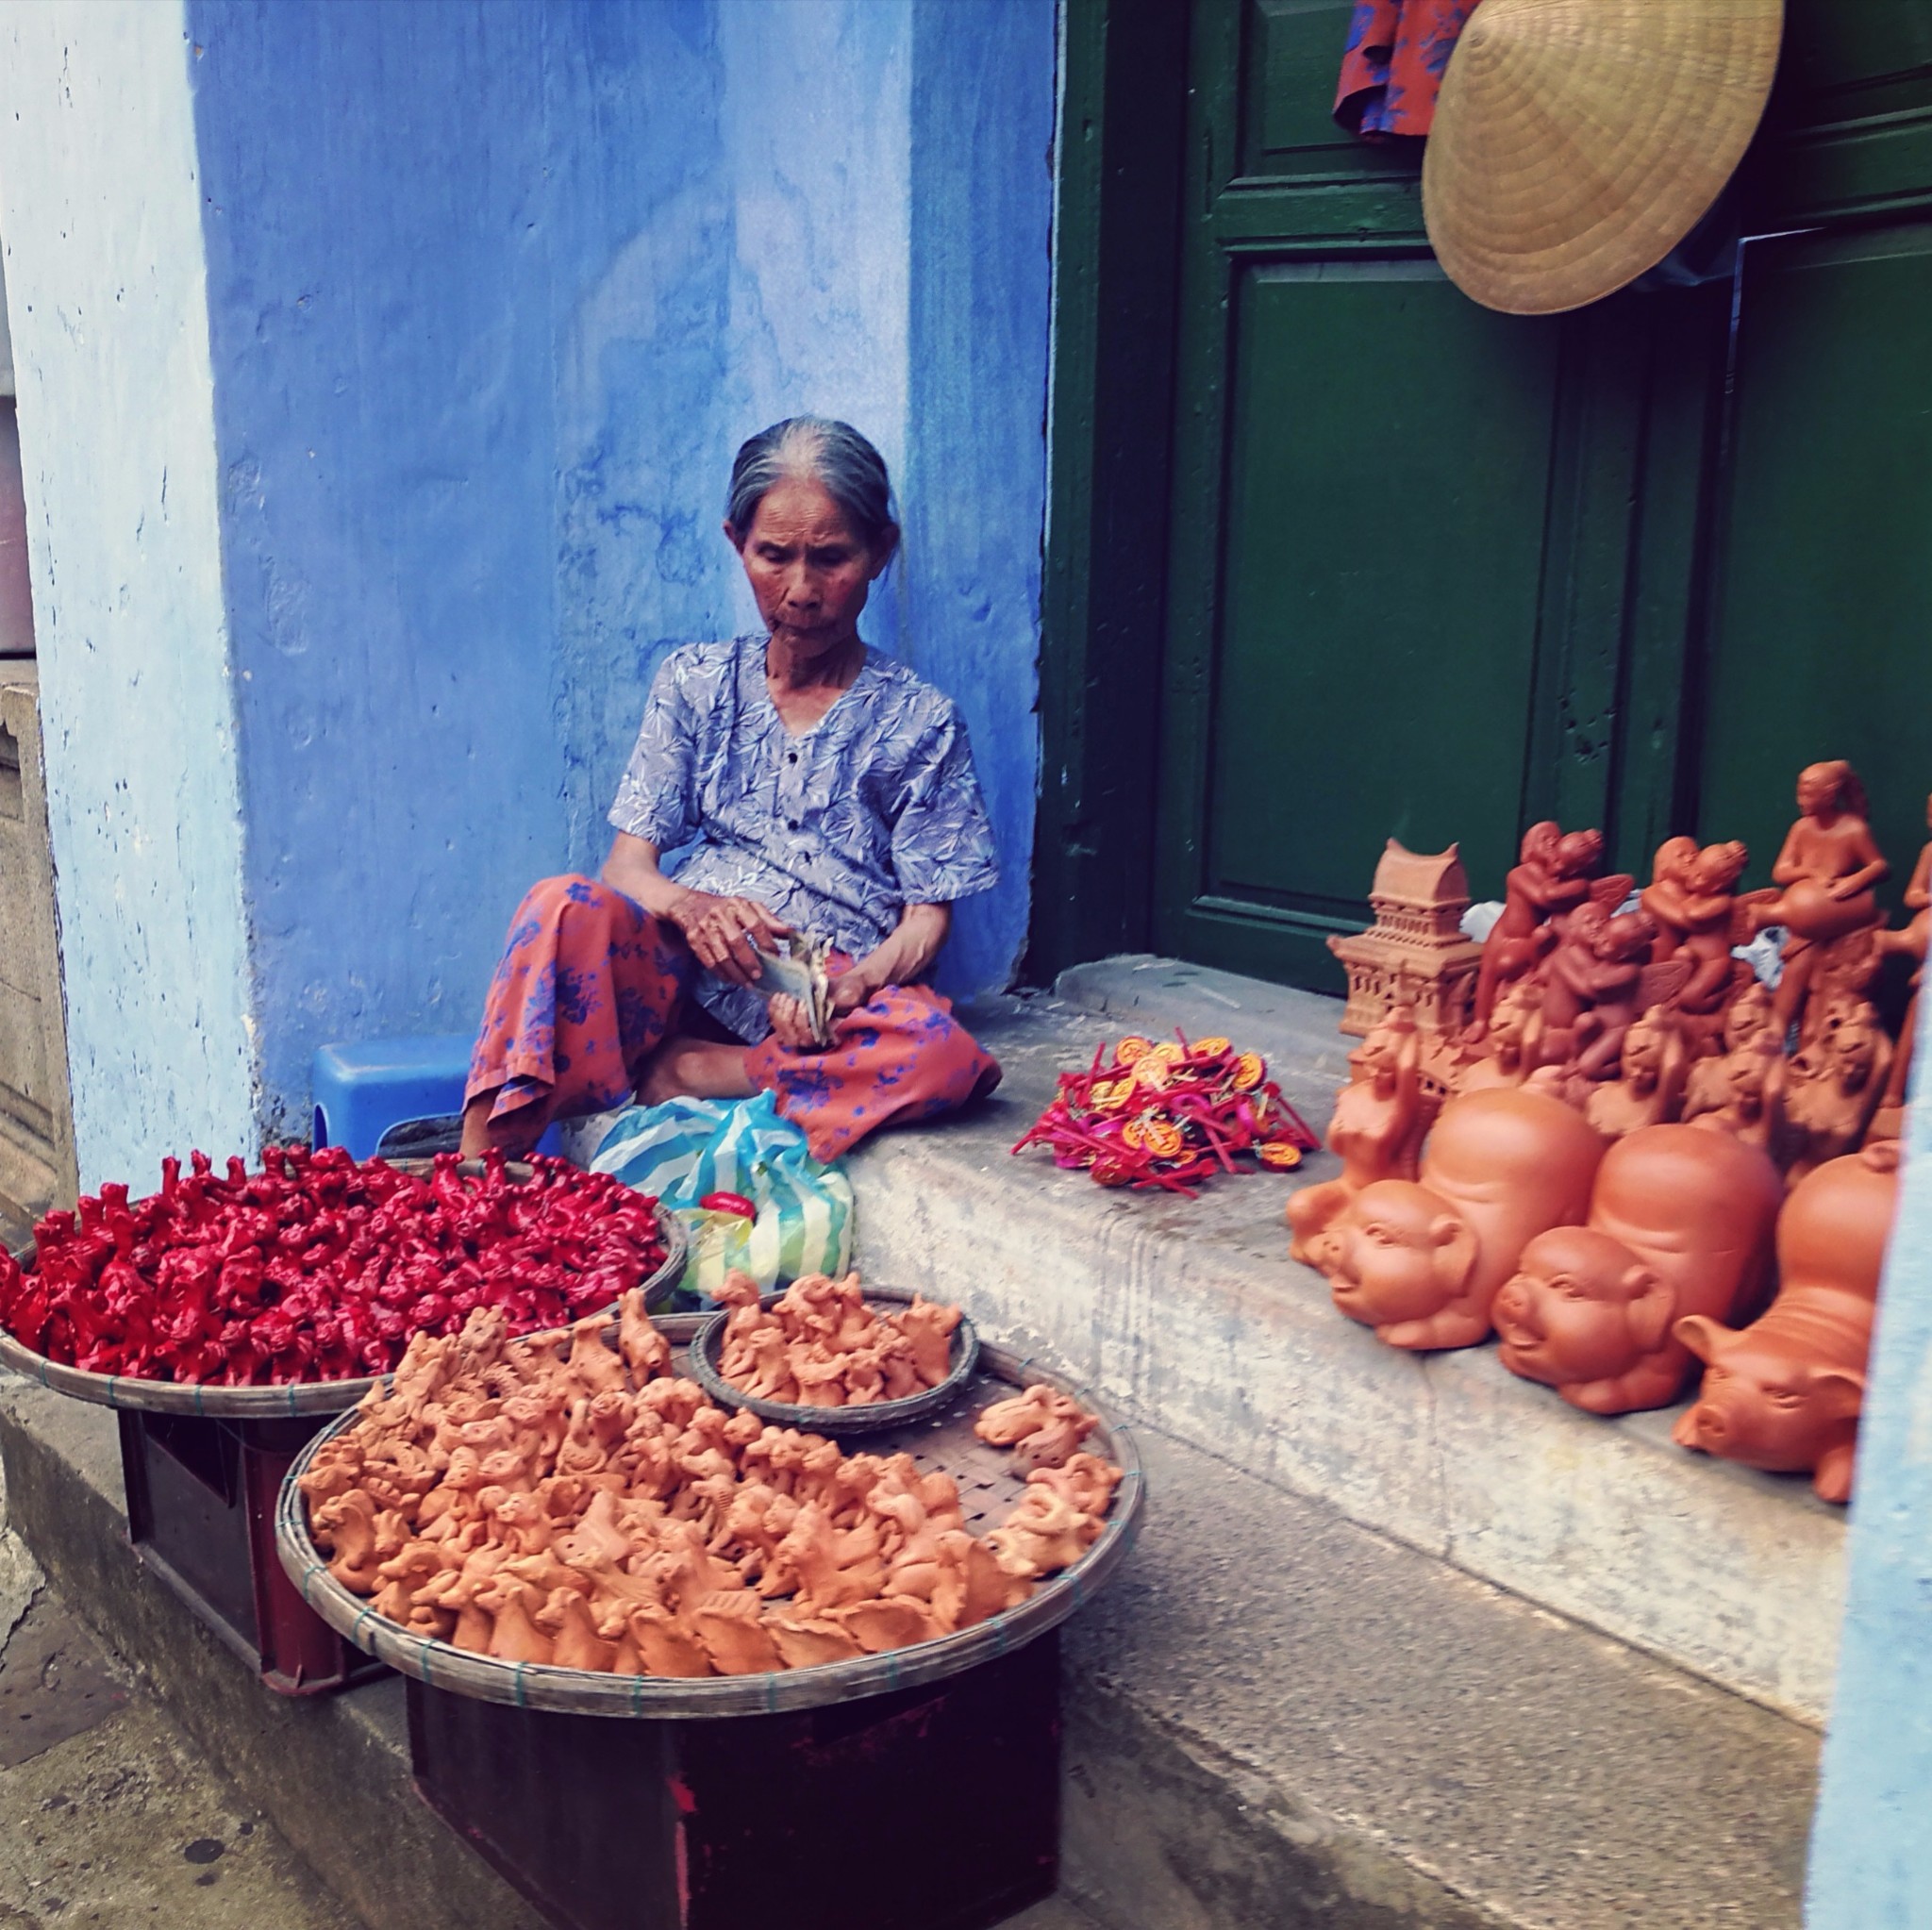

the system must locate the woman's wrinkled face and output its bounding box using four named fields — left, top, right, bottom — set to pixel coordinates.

left=726, top=476, right=891, bottom=658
